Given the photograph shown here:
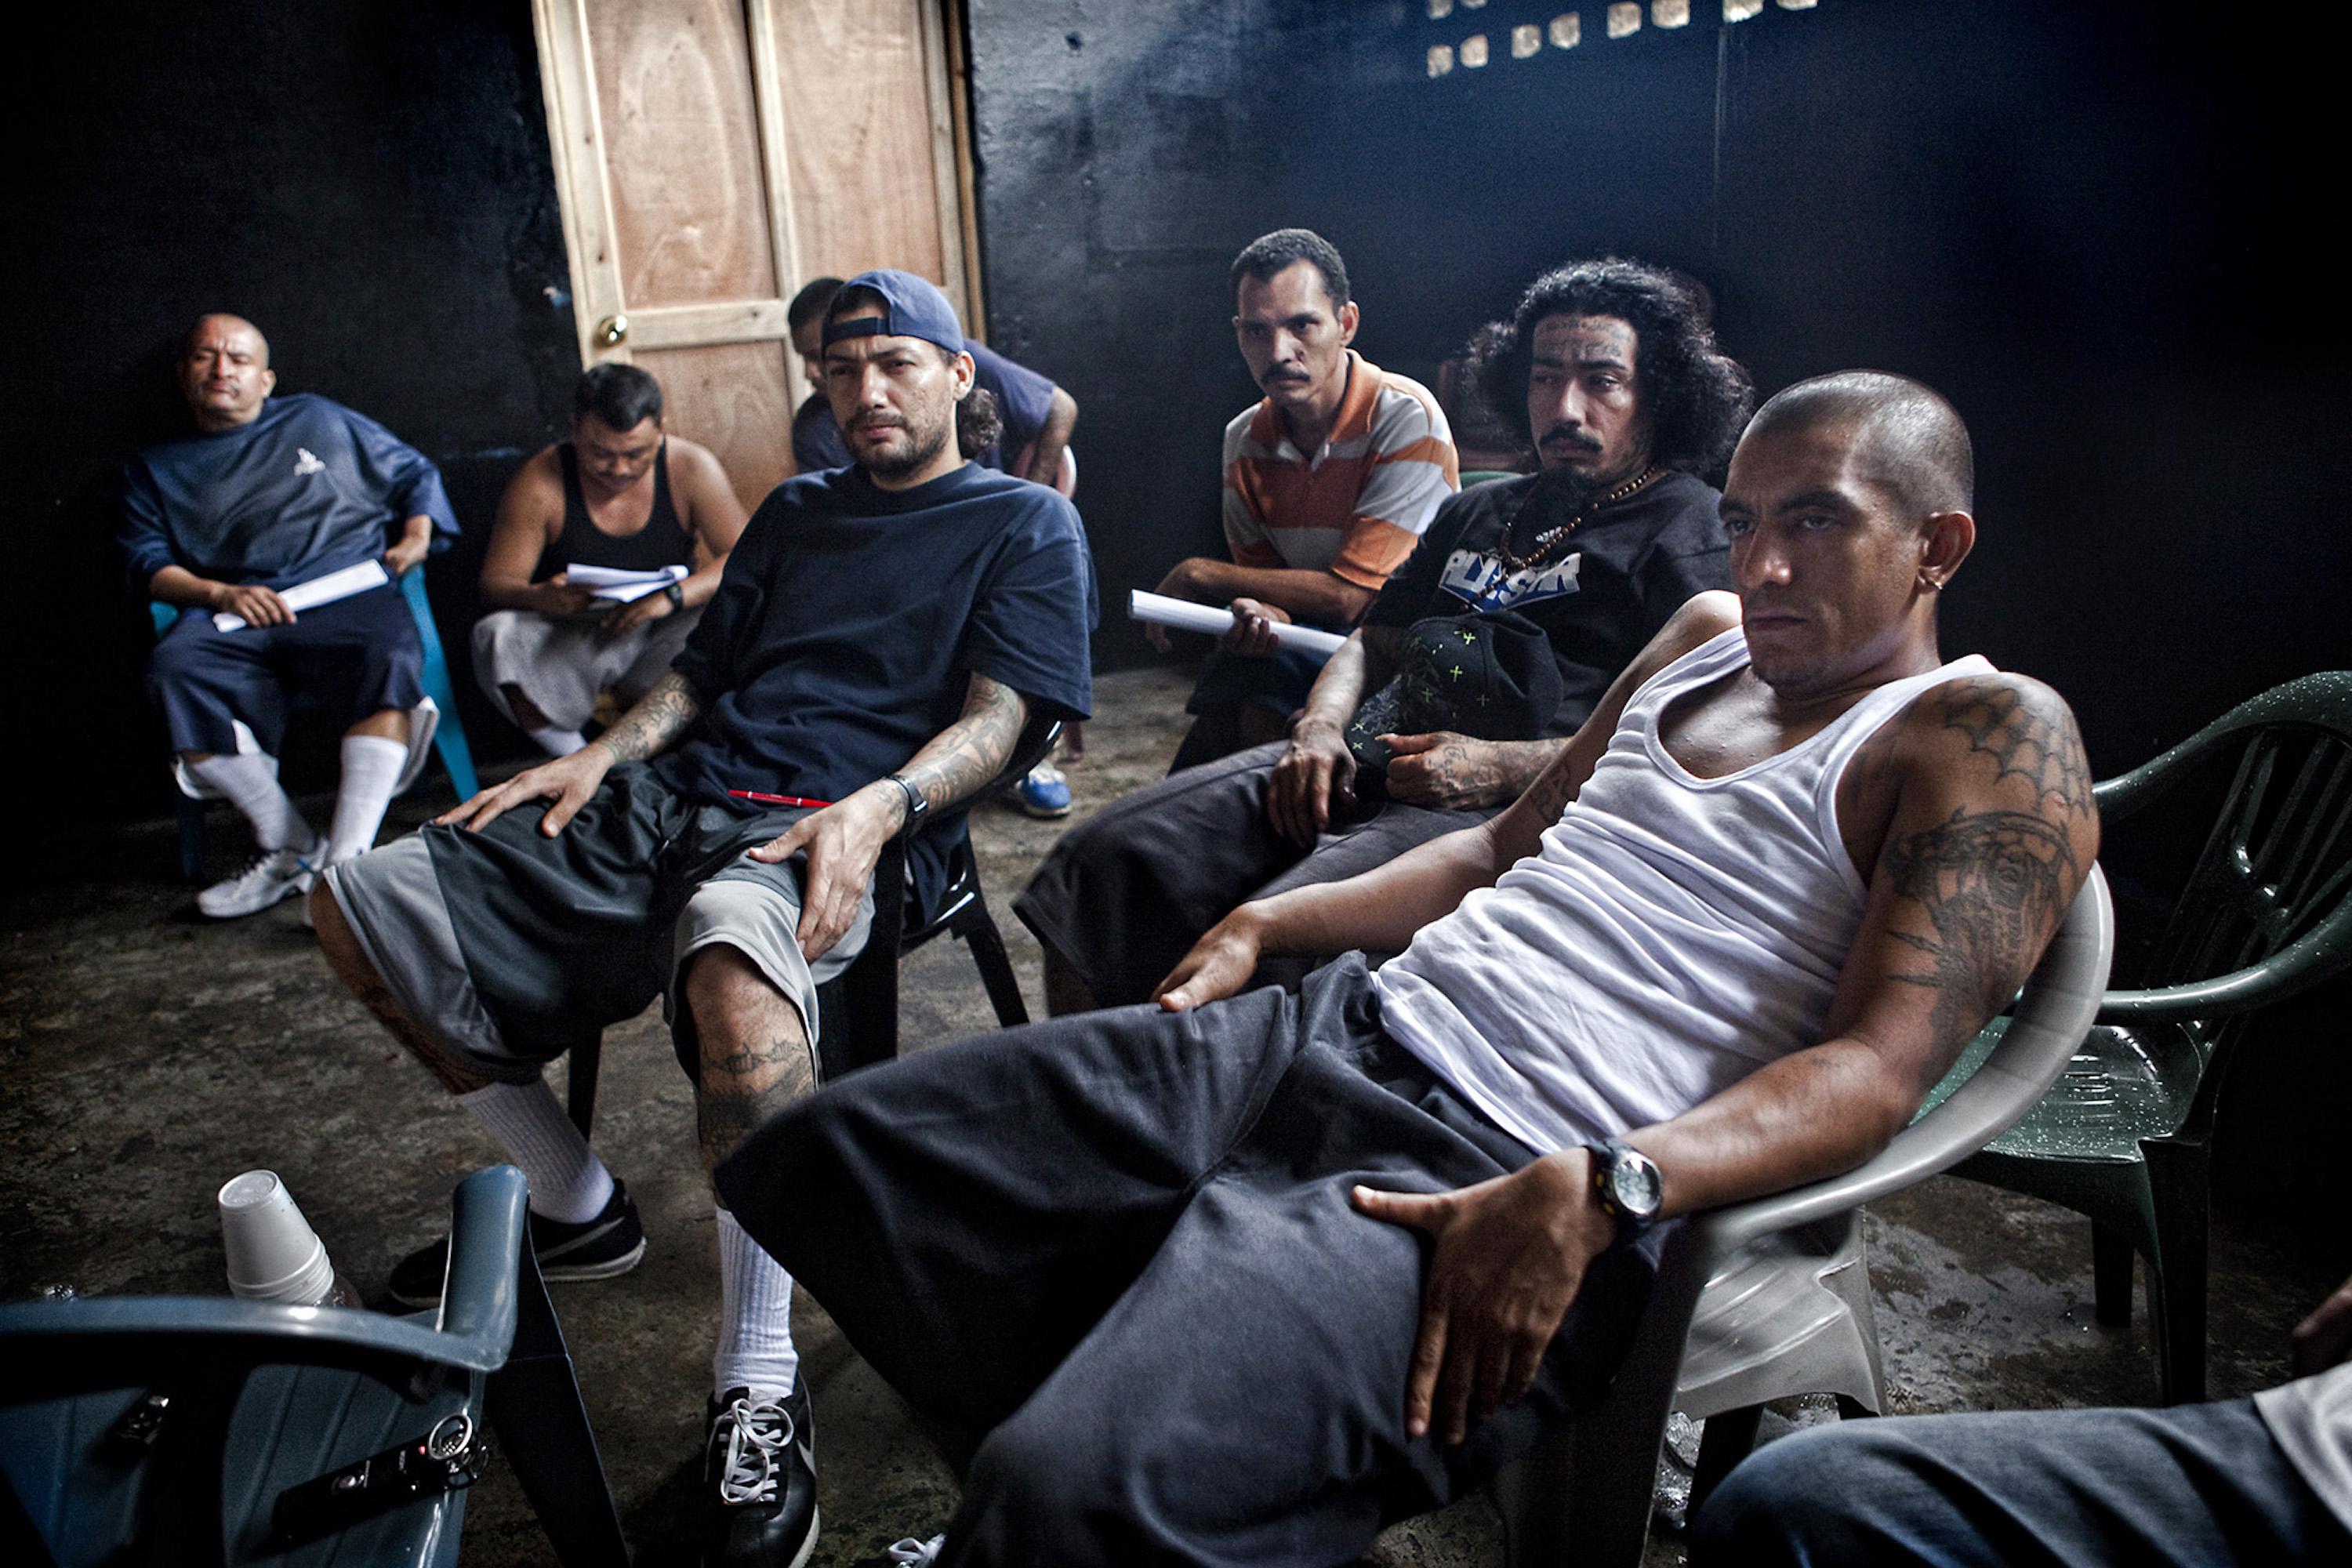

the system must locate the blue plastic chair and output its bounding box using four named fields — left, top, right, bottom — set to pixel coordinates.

left=151, top=568, right=481, bottom=882
left=0, top=1166, right=626, bottom=1567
